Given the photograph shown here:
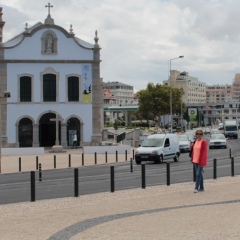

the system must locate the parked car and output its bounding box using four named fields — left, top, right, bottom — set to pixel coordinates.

left=204, top=128, right=211, bottom=134
left=135, top=134, right=180, bottom=164
left=218, top=123, right=224, bottom=130
left=210, top=129, right=221, bottom=135
left=178, top=134, right=190, bottom=152
left=209, top=133, right=227, bottom=149
left=185, top=130, right=196, bottom=143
